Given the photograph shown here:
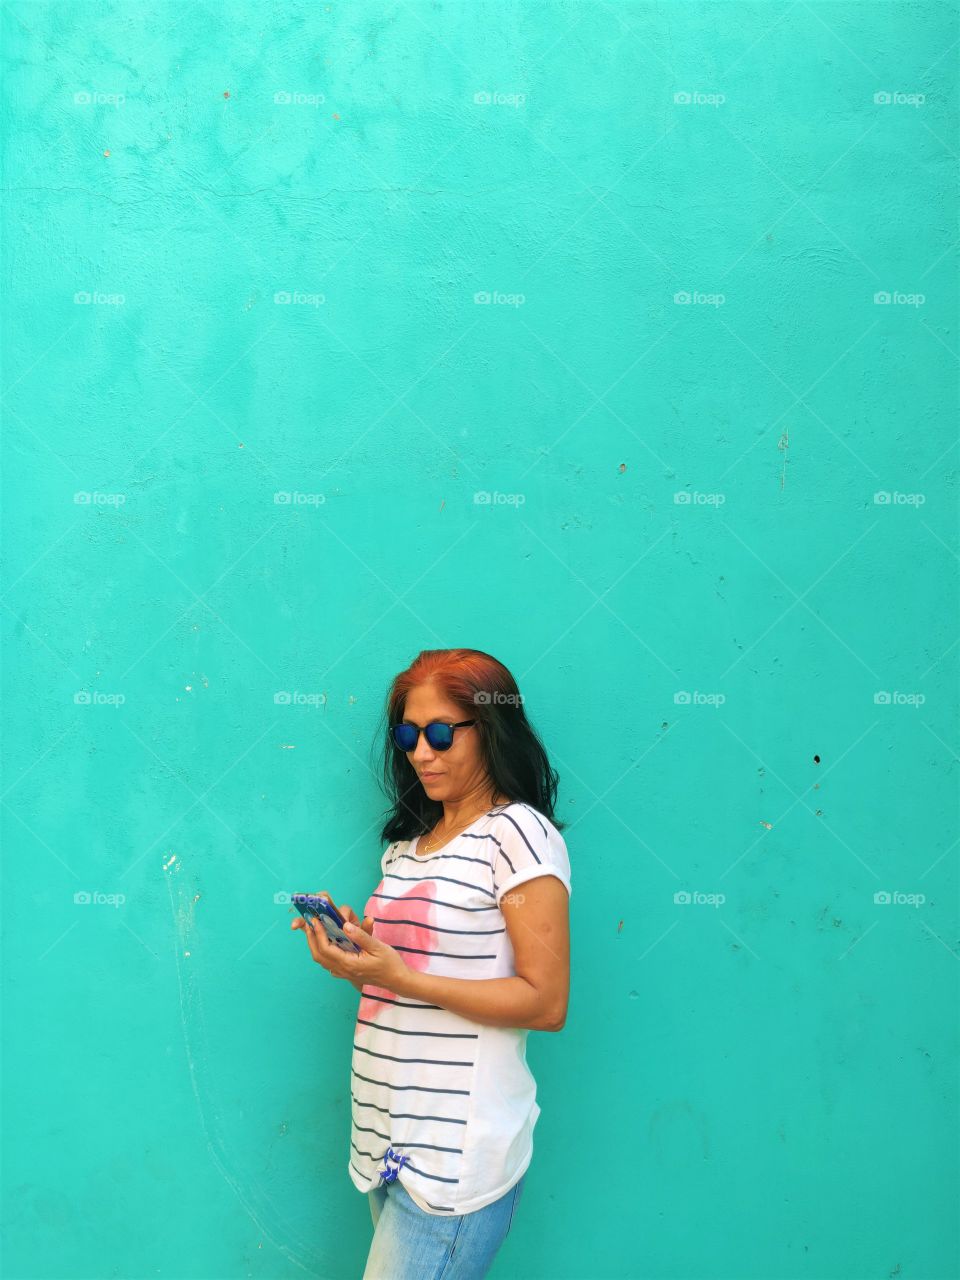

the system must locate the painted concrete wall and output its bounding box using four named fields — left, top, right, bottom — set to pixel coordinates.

left=2, top=2, right=957, bottom=1278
